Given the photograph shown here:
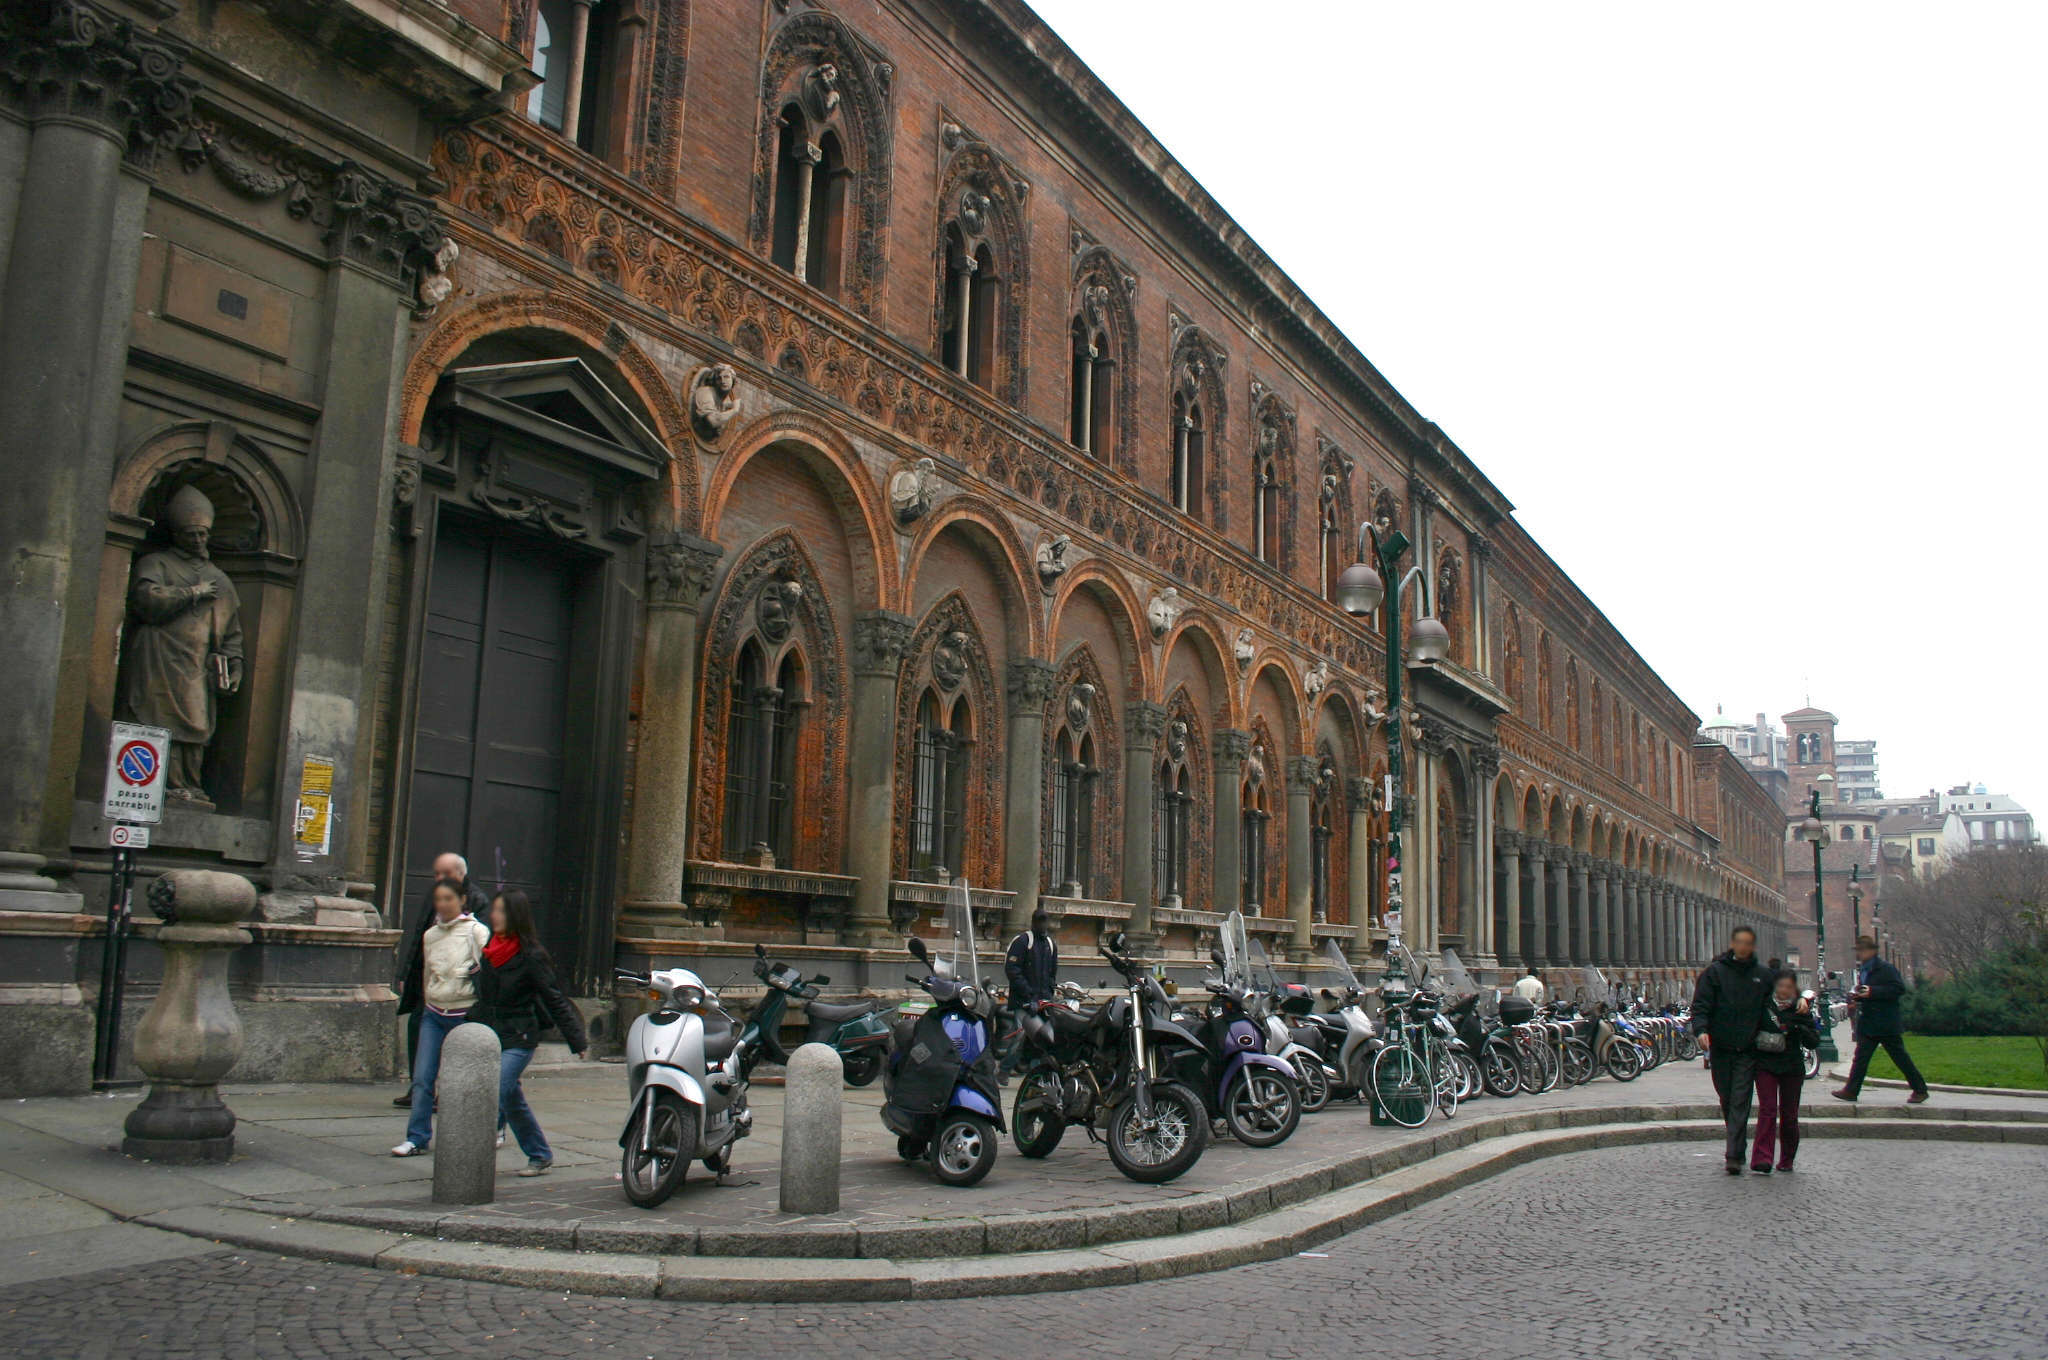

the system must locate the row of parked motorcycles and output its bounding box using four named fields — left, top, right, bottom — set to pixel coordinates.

left=607, top=883, right=1732, bottom=1206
